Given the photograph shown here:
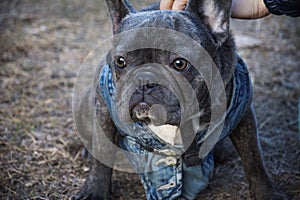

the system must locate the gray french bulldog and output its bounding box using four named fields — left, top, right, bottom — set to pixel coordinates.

left=74, top=0, right=287, bottom=199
